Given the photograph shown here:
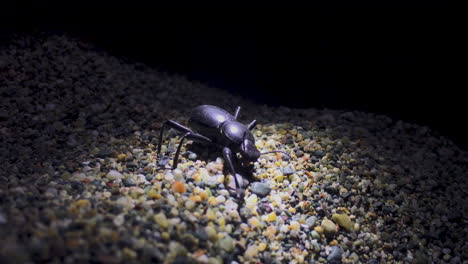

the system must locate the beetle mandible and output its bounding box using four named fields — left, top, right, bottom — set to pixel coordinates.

left=157, top=105, right=290, bottom=200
